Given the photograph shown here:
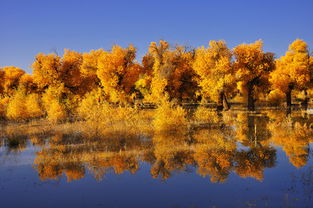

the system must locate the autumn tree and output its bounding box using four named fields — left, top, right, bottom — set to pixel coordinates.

left=137, top=41, right=198, bottom=102
left=32, top=53, right=62, bottom=89
left=270, top=39, right=312, bottom=109
left=166, top=46, right=198, bottom=101
left=80, top=49, right=104, bottom=92
left=233, top=40, right=275, bottom=111
left=1, top=66, right=25, bottom=96
left=193, top=40, right=235, bottom=110
left=146, top=40, right=171, bottom=101
left=60, top=49, right=84, bottom=94
left=32, top=50, right=87, bottom=94
left=96, top=45, right=142, bottom=103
